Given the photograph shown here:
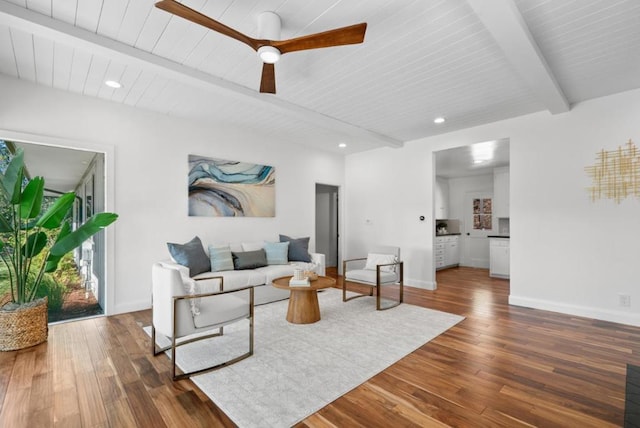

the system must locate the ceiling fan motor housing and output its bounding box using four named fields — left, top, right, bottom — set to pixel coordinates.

left=257, top=12, right=281, bottom=63
left=258, top=11, right=281, bottom=39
